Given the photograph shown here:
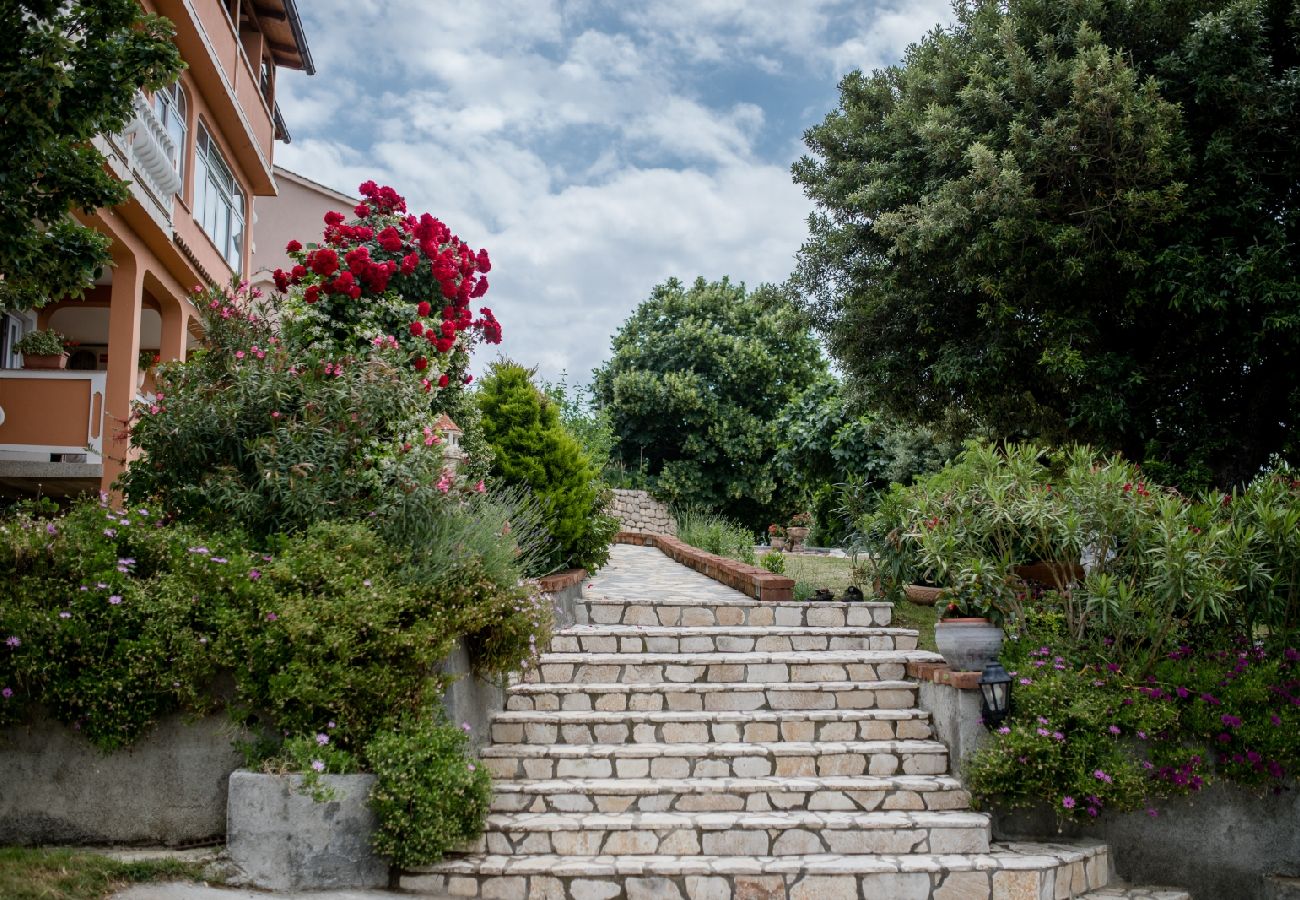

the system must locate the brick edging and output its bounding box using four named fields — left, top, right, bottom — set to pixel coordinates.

left=907, top=660, right=983, bottom=691
left=537, top=568, right=587, bottom=593
left=614, top=532, right=795, bottom=602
